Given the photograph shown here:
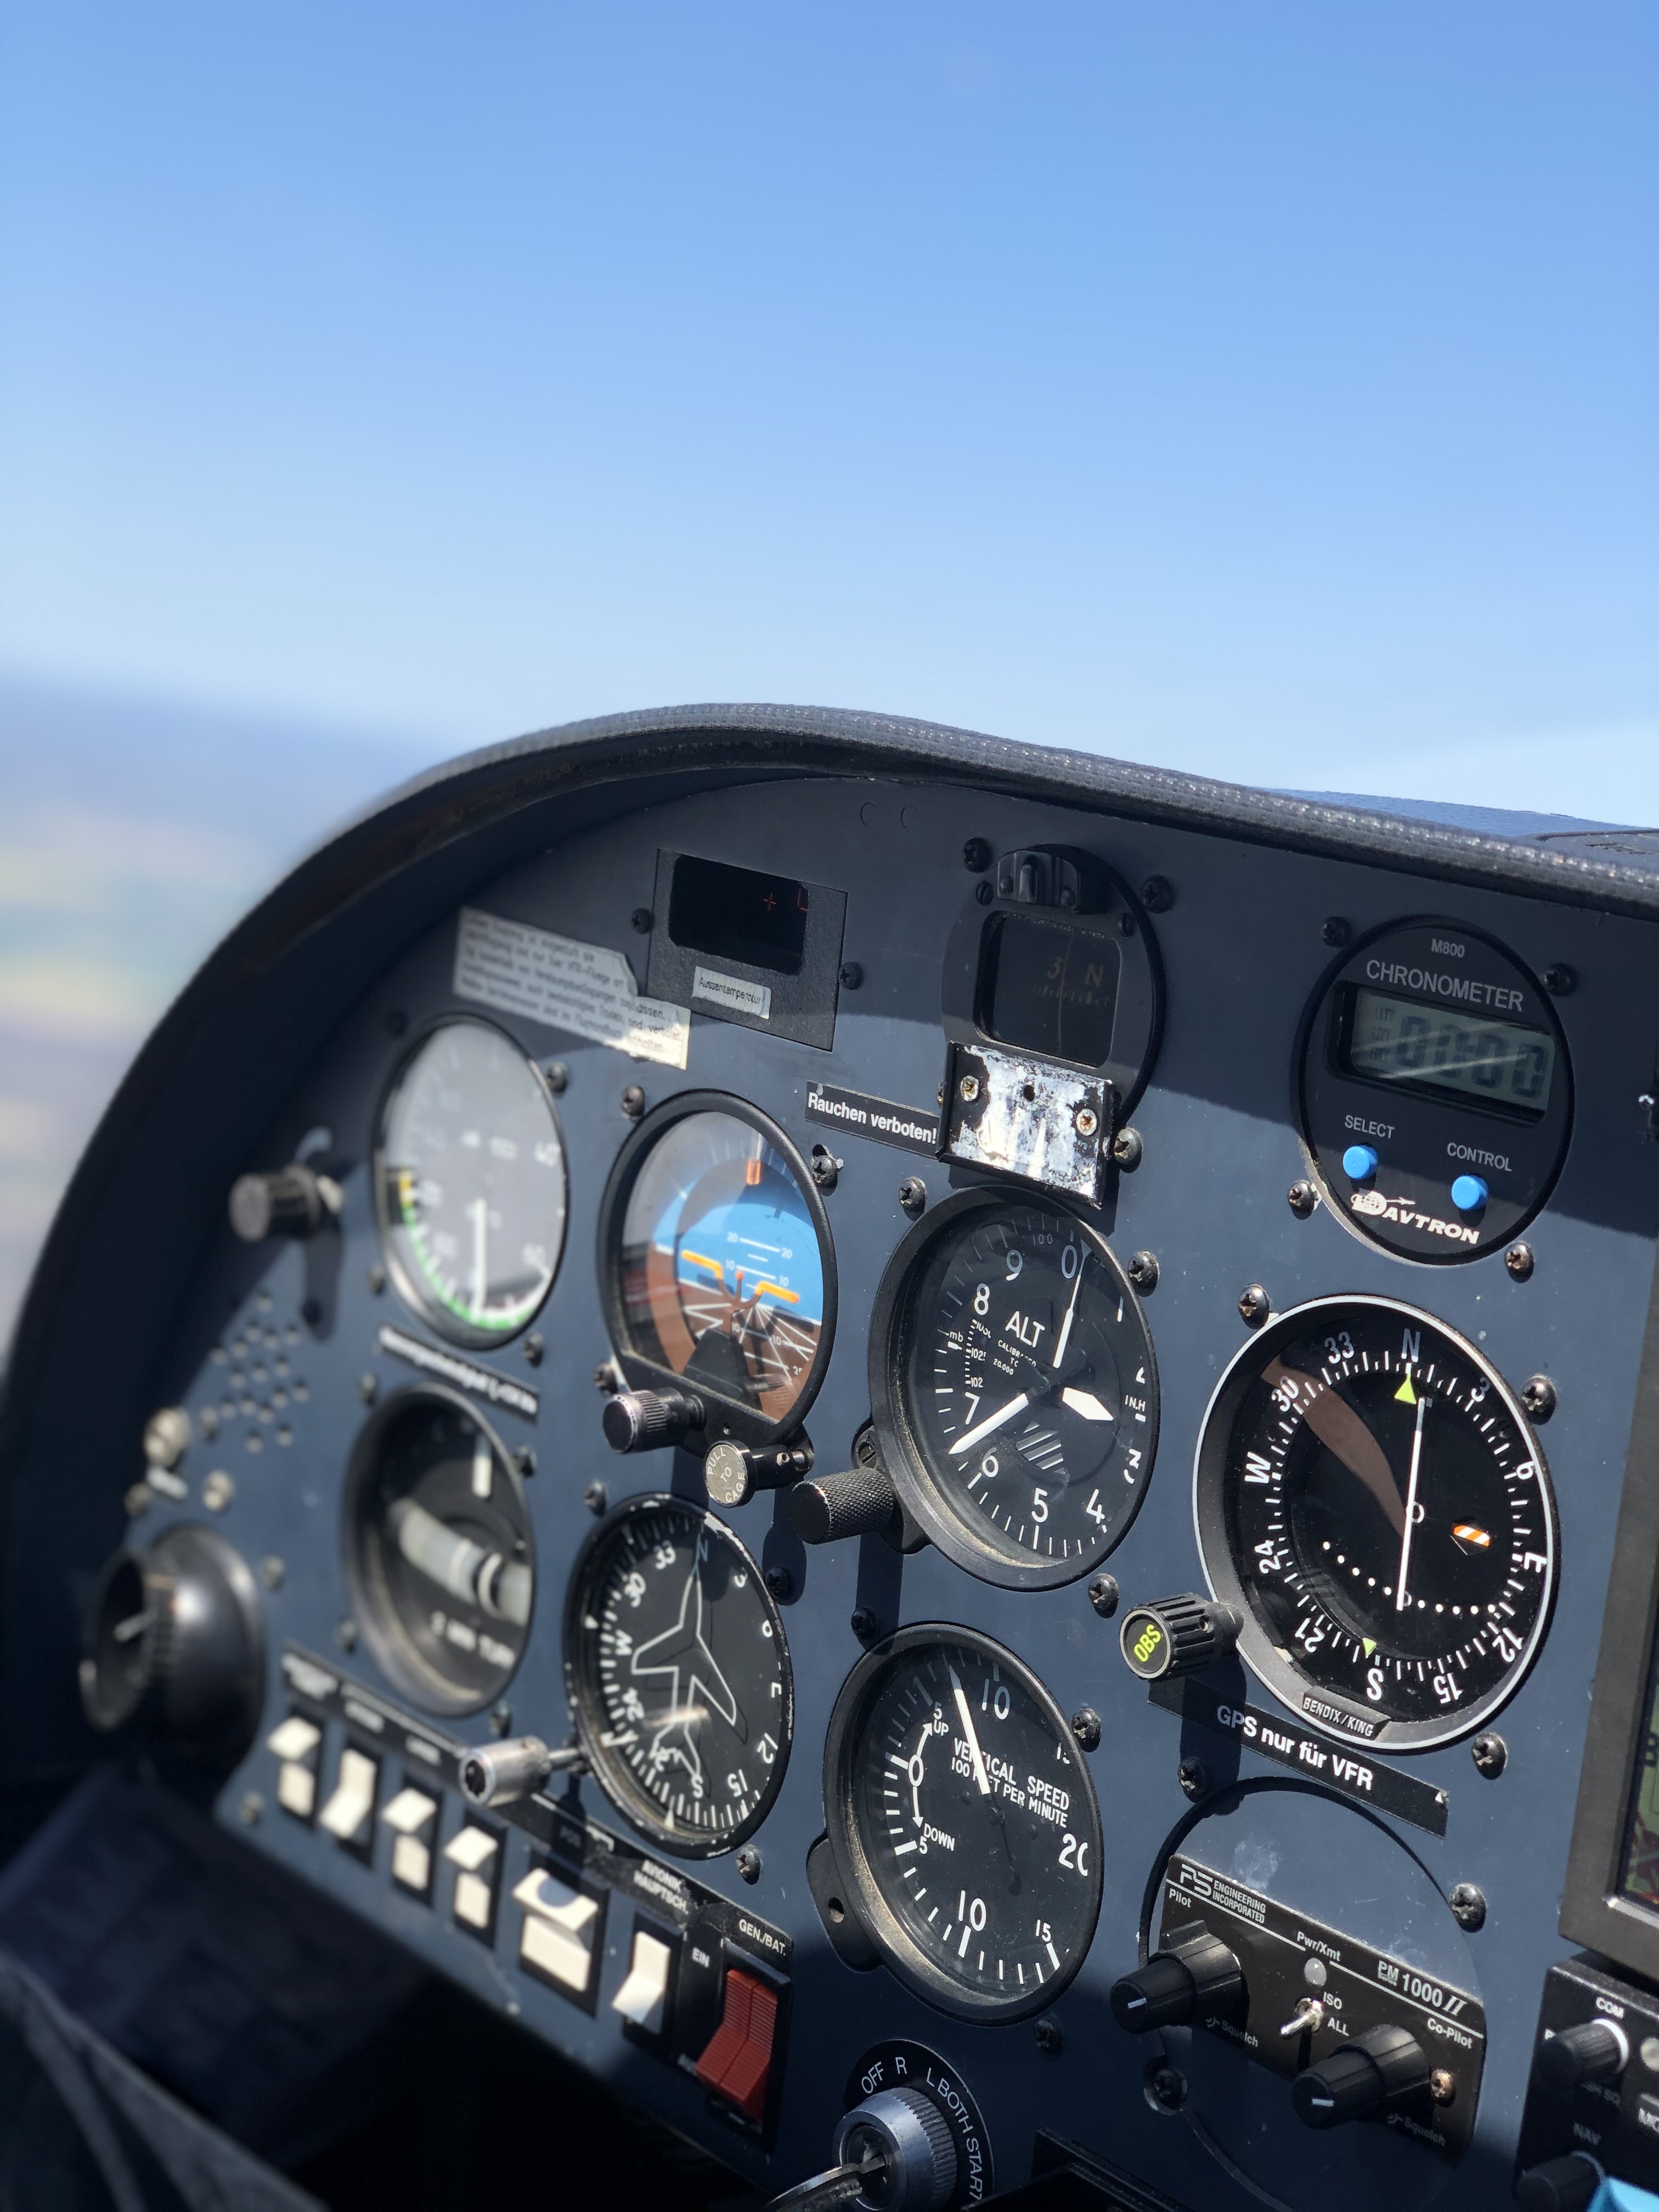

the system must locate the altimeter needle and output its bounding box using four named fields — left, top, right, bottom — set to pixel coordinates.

left=950, top=1666, right=993, bottom=1796
left=950, top=1393, right=1031, bottom=1457
left=1394, top=1393, right=1429, bottom=1613
left=1052, top=1251, right=1087, bottom=1369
